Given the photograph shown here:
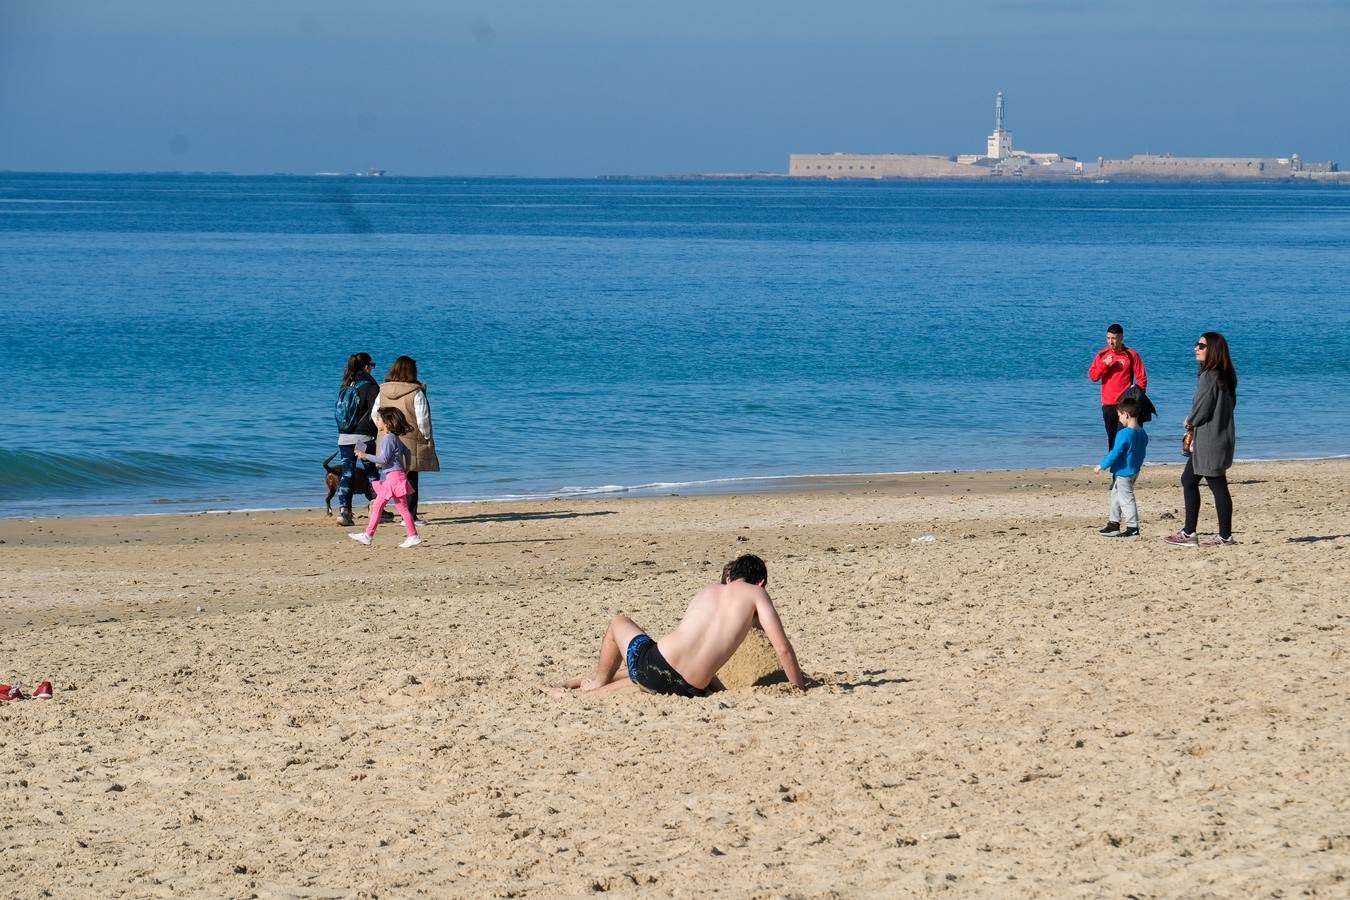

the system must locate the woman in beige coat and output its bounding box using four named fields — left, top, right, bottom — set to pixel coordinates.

left=373, top=355, right=440, bottom=524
